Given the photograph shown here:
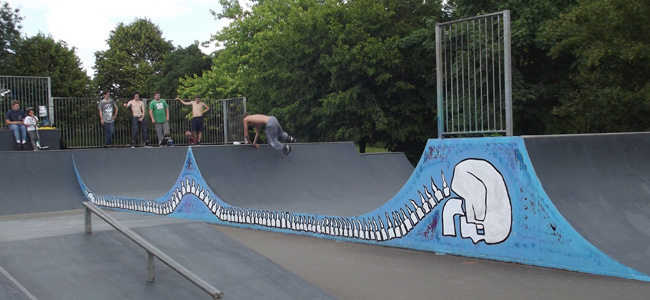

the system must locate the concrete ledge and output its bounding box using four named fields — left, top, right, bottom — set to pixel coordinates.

left=0, top=128, right=60, bottom=151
